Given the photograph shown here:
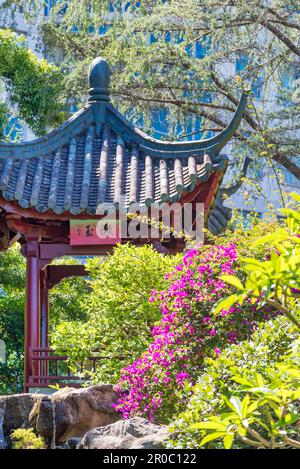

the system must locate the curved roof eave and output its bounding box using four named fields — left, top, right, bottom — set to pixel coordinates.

left=0, top=92, right=248, bottom=161
left=107, top=90, right=249, bottom=158
left=0, top=105, right=93, bottom=159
